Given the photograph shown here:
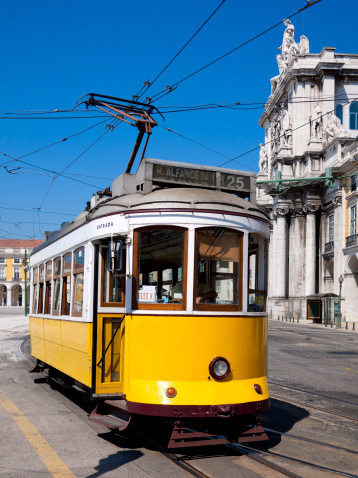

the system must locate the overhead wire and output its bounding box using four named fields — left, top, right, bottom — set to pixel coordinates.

left=37, top=125, right=113, bottom=210
left=0, top=118, right=109, bottom=170
left=218, top=96, right=358, bottom=168
left=135, top=0, right=227, bottom=102
left=148, top=0, right=323, bottom=102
